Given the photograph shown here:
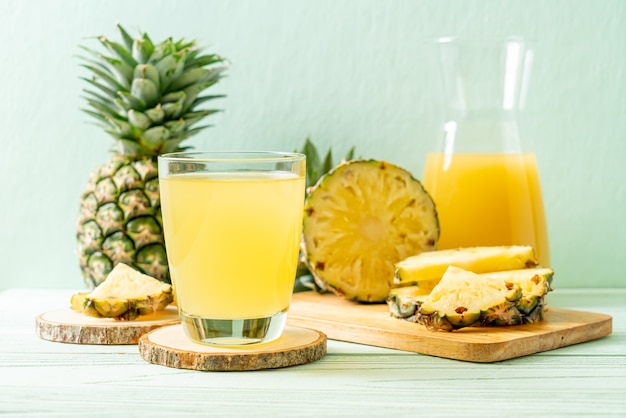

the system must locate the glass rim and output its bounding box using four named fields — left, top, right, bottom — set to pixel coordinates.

left=158, top=150, right=305, bottom=163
